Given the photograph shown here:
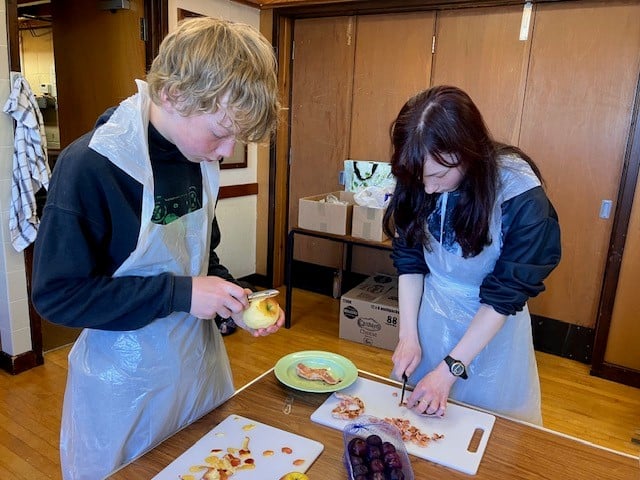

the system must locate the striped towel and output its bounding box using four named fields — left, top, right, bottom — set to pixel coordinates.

left=2, top=74, right=51, bottom=252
